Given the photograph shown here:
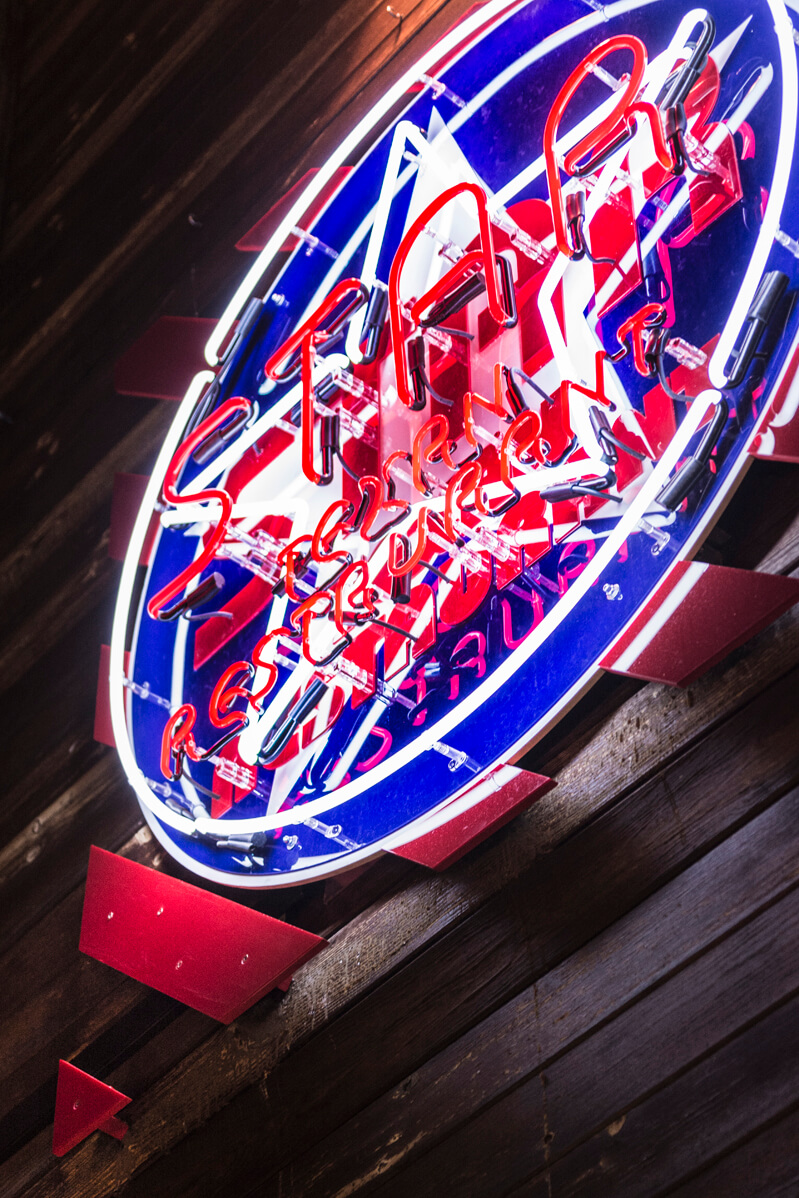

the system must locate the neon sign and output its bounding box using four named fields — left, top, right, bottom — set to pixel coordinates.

left=110, top=0, right=799, bottom=886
